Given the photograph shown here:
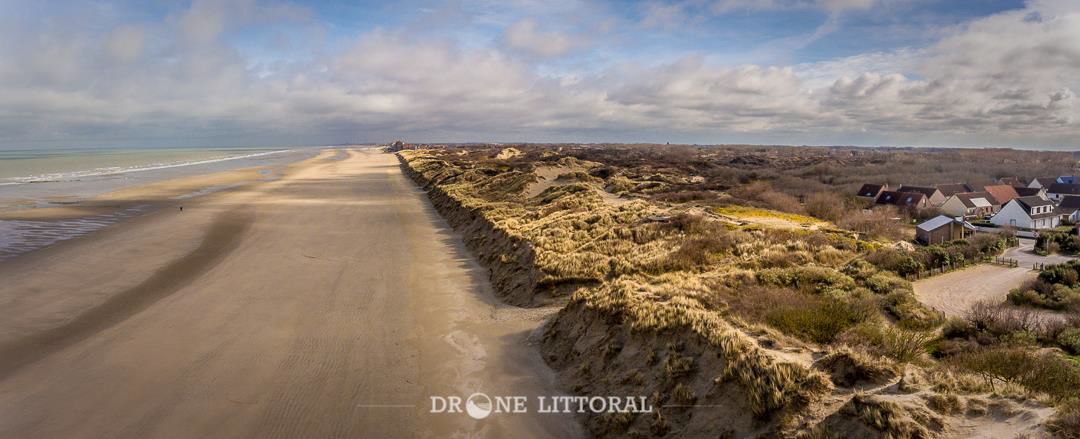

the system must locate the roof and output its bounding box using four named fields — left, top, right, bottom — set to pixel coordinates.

left=876, top=191, right=925, bottom=207
left=1009, top=196, right=1058, bottom=219
left=1014, top=196, right=1054, bottom=209
left=1060, top=195, right=1080, bottom=209
left=856, top=183, right=886, bottom=198
left=897, top=185, right=940, bottom=198
left=1047, top=183, right=1080, bottom=195
left=1034, top=177, right=1058, bottom=187
left=954, top=191, right=998, bottom=209
left=983, top=185, right=1019, bottom=205
left=1015, top=187, right=1044, bottom=197
left=997, top=177, right=1024, bottom=187
left=1059, top=176, right=1077, bottom=184
left=935, top=183, right=974, bottom=197
left=916, top=215, right=956, bottom=232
